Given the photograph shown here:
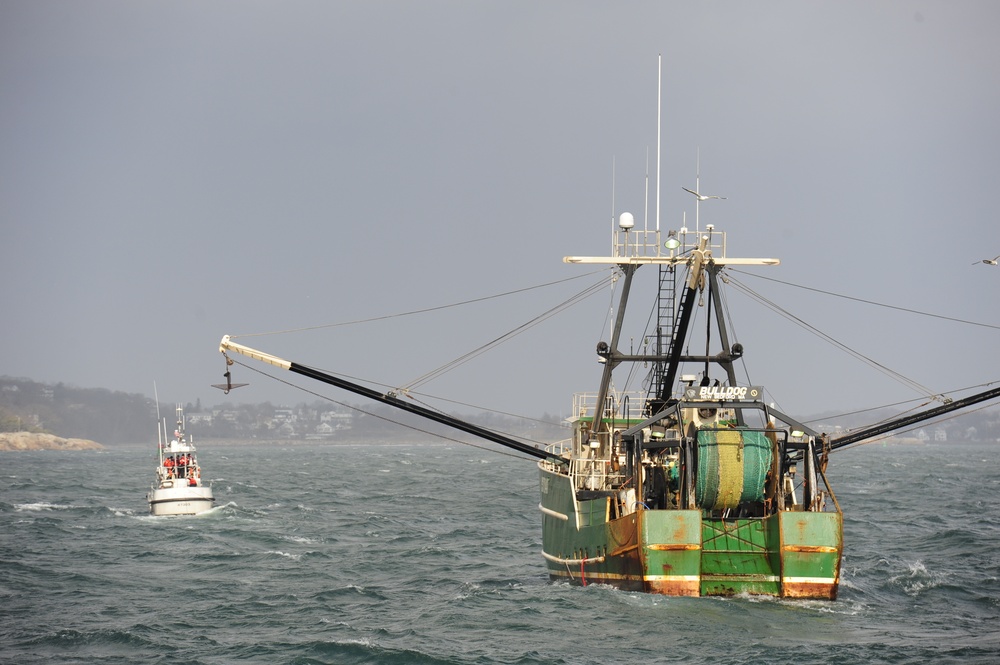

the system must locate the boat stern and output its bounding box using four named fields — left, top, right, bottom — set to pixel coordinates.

left=777, top=510, right=842, bottom=599
left=147, top=484, right=216, bottom=516
left=637, top=509, right=702, bottom=596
